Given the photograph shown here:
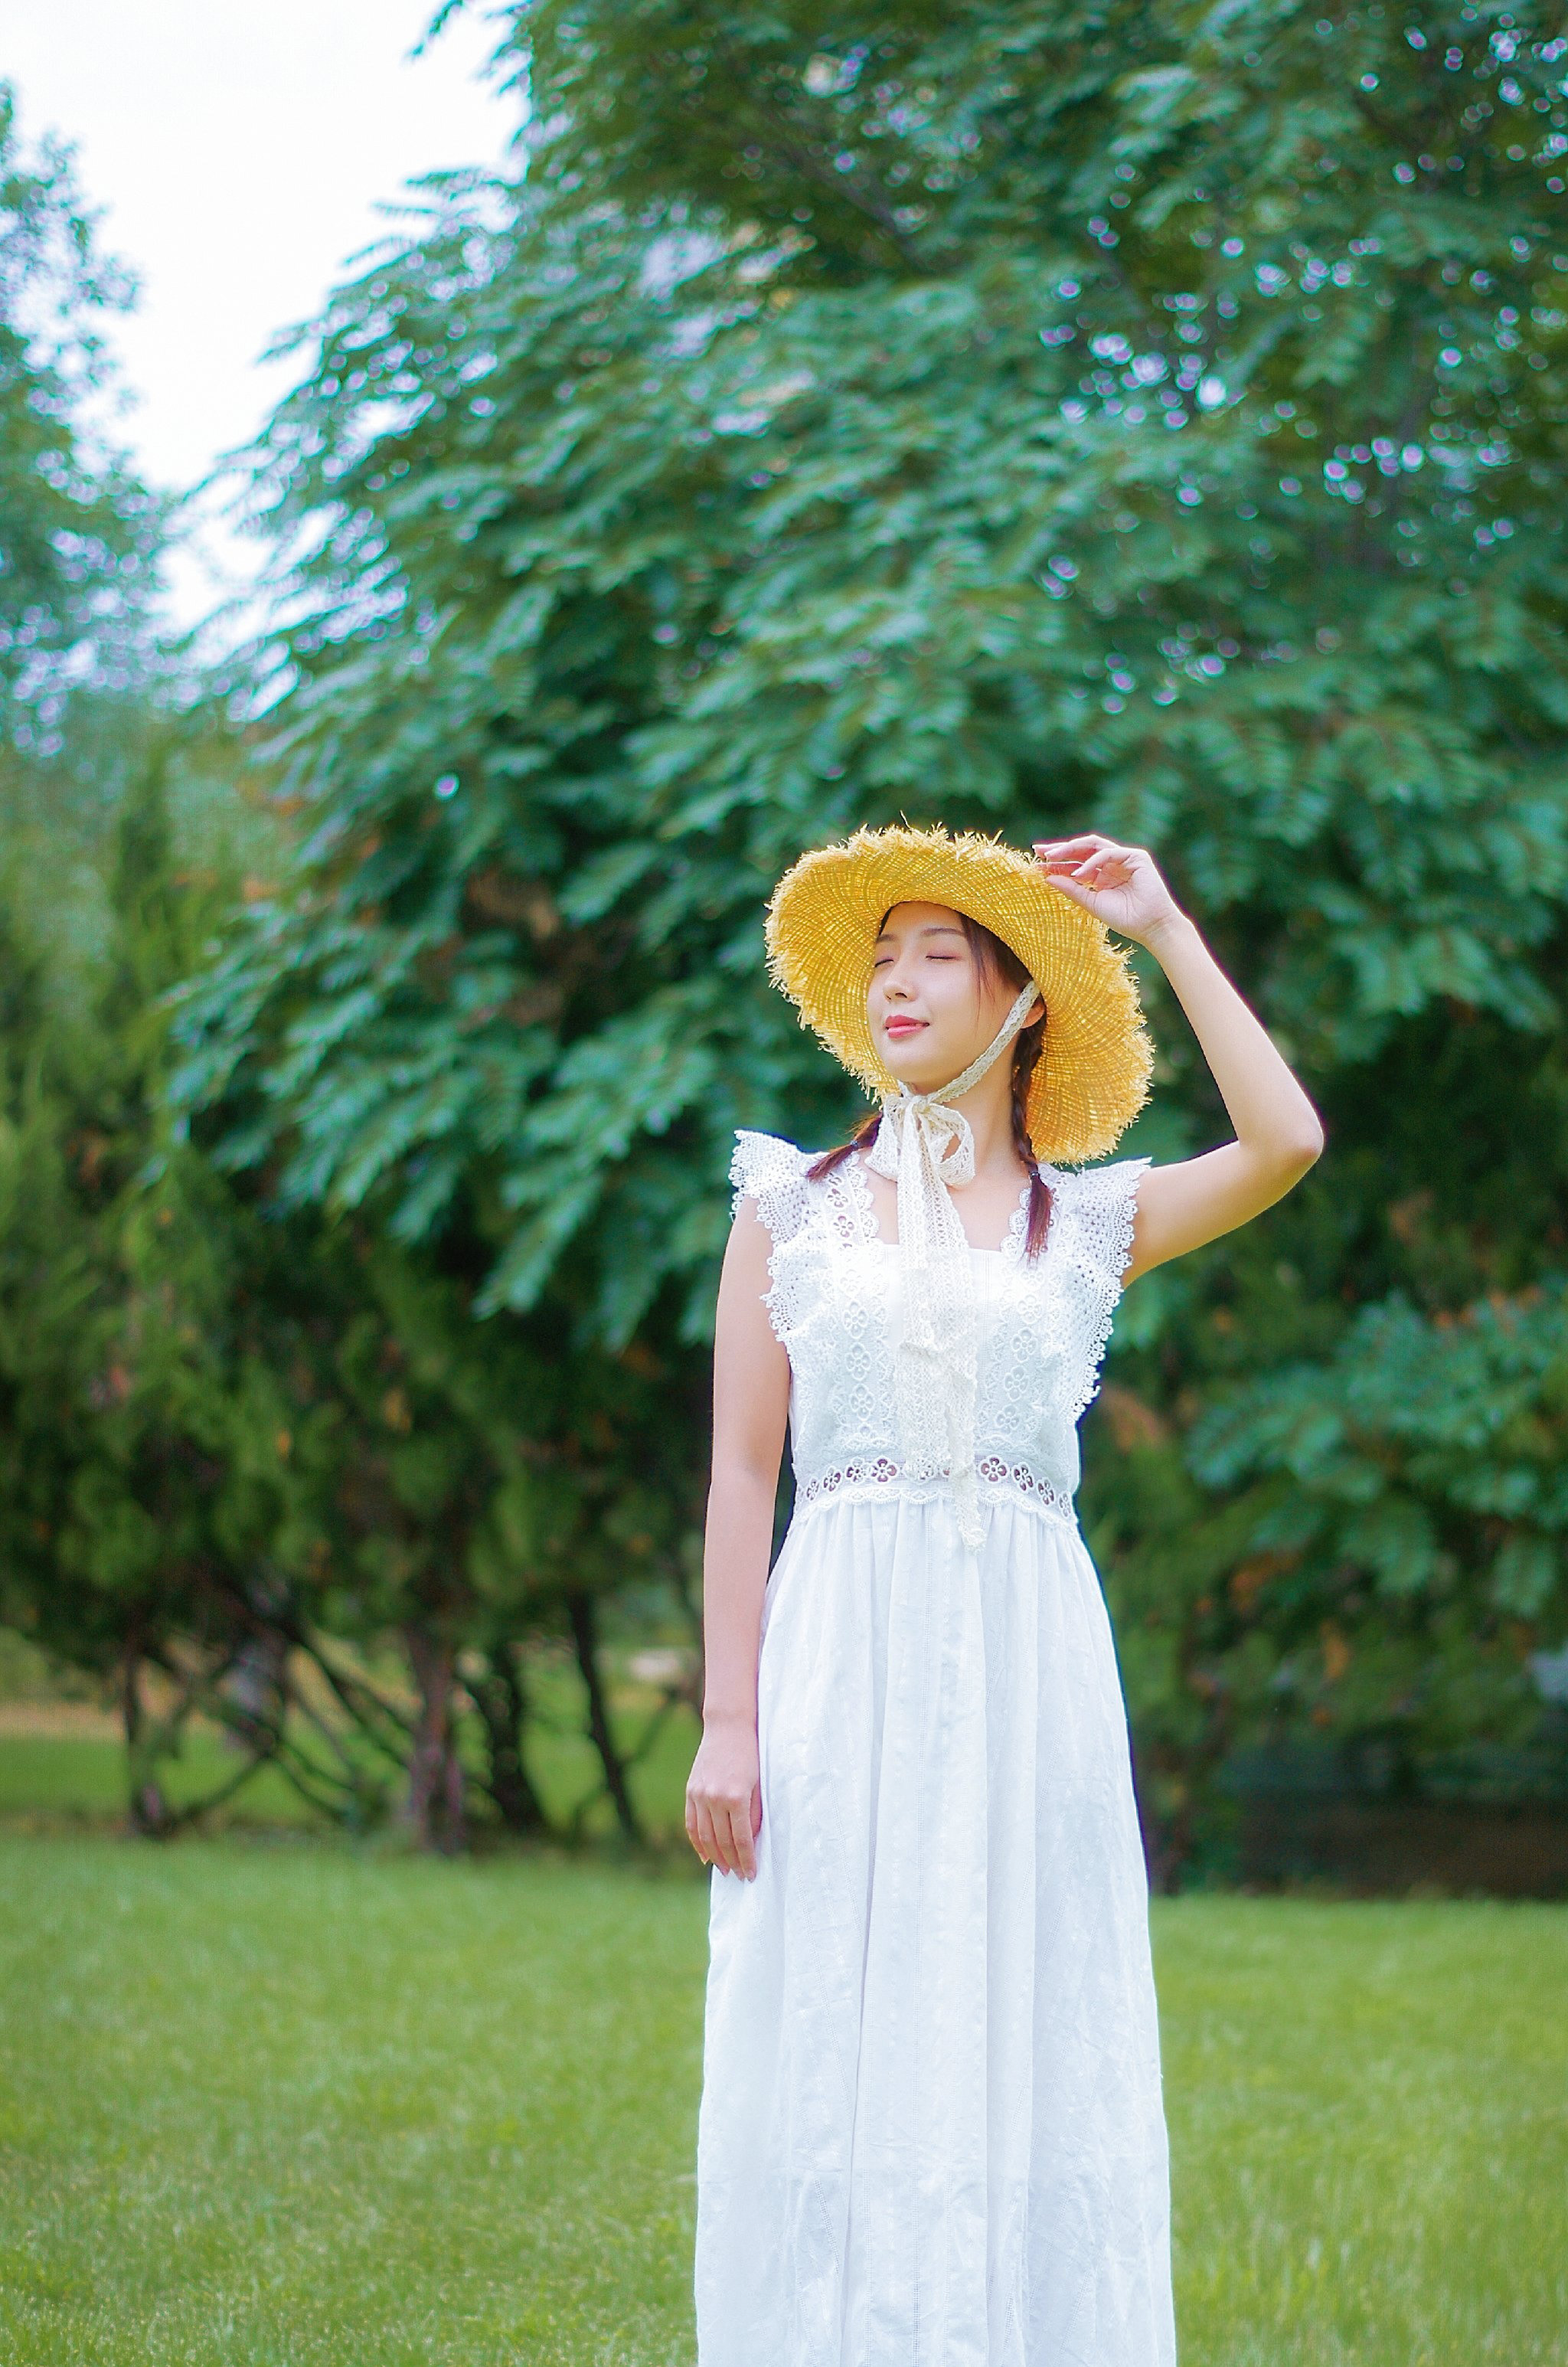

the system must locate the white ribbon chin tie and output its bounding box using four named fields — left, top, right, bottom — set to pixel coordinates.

left=865, top=978, right=1041, bottom=1548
